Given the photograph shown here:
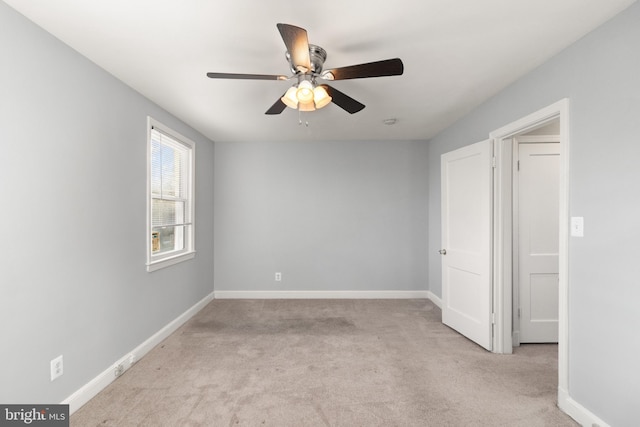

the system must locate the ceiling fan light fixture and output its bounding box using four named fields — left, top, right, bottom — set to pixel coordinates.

left=207, top=24, right=405, bottom=116
left=313, top=86, right=332, bottom=109
left=281, top=86, right=299, bottom=109
left=296, top=80, right=315, bottom=103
